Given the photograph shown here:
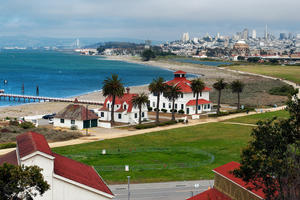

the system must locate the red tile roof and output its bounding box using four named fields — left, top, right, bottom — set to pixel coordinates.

left=186, top=99, right=212, bottom=106
left=186, top=188, right=232, bottom=200
left=0, top=150, right=18, bottom=165
left=174, top=70, right=187, bottom=74
left=53, top=153, right=113, bottom=196
left=213, top=161, right=265, bottom=199
left=100, top=93, right=137, bottom=113
left=165, top=77, right=211, bottom=93
left=16, top=131, right=52, bottom=158
left=0, top=132, right=113, bottom=197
